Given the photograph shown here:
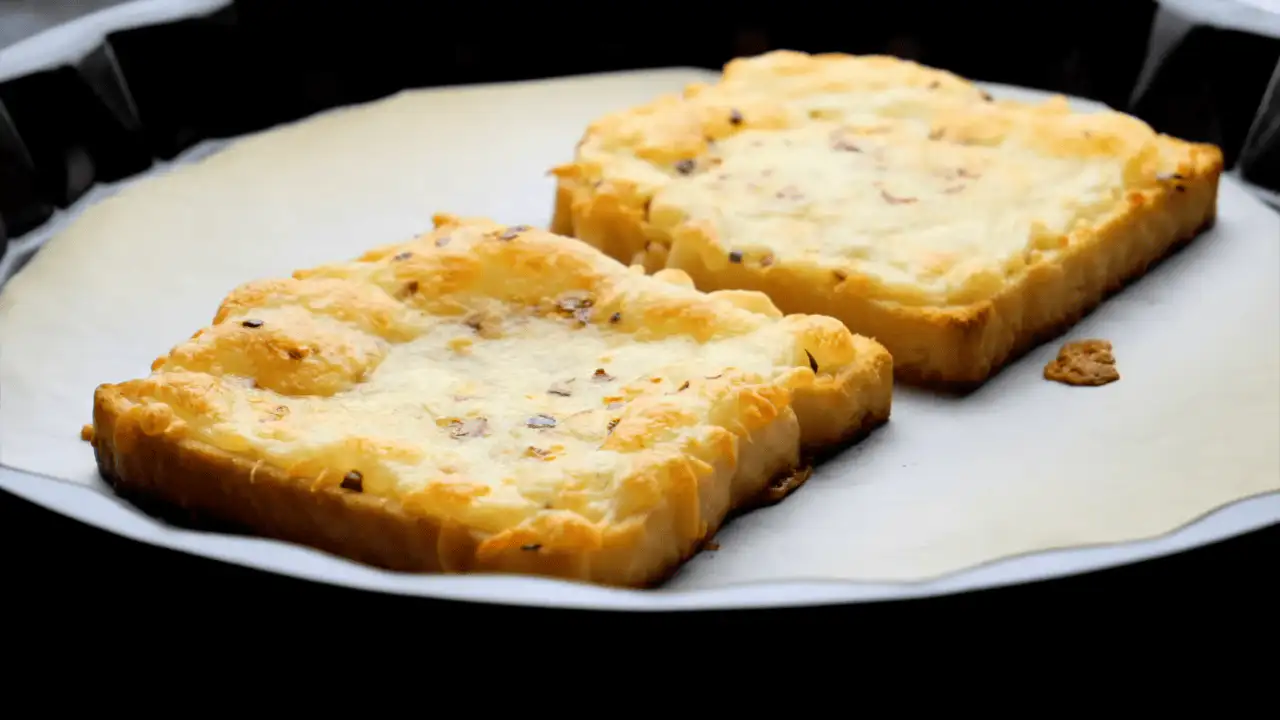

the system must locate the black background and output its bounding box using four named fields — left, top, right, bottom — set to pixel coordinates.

left=2, top=0, right=1278, bottom=628
left=4, top=488, right=1277, bottom=630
